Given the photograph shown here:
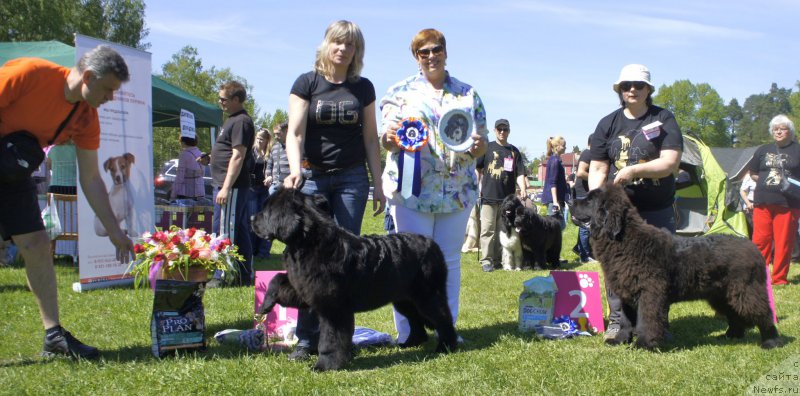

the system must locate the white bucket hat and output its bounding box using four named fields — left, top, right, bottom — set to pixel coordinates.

left=613, top=64, right=654, bottom=93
